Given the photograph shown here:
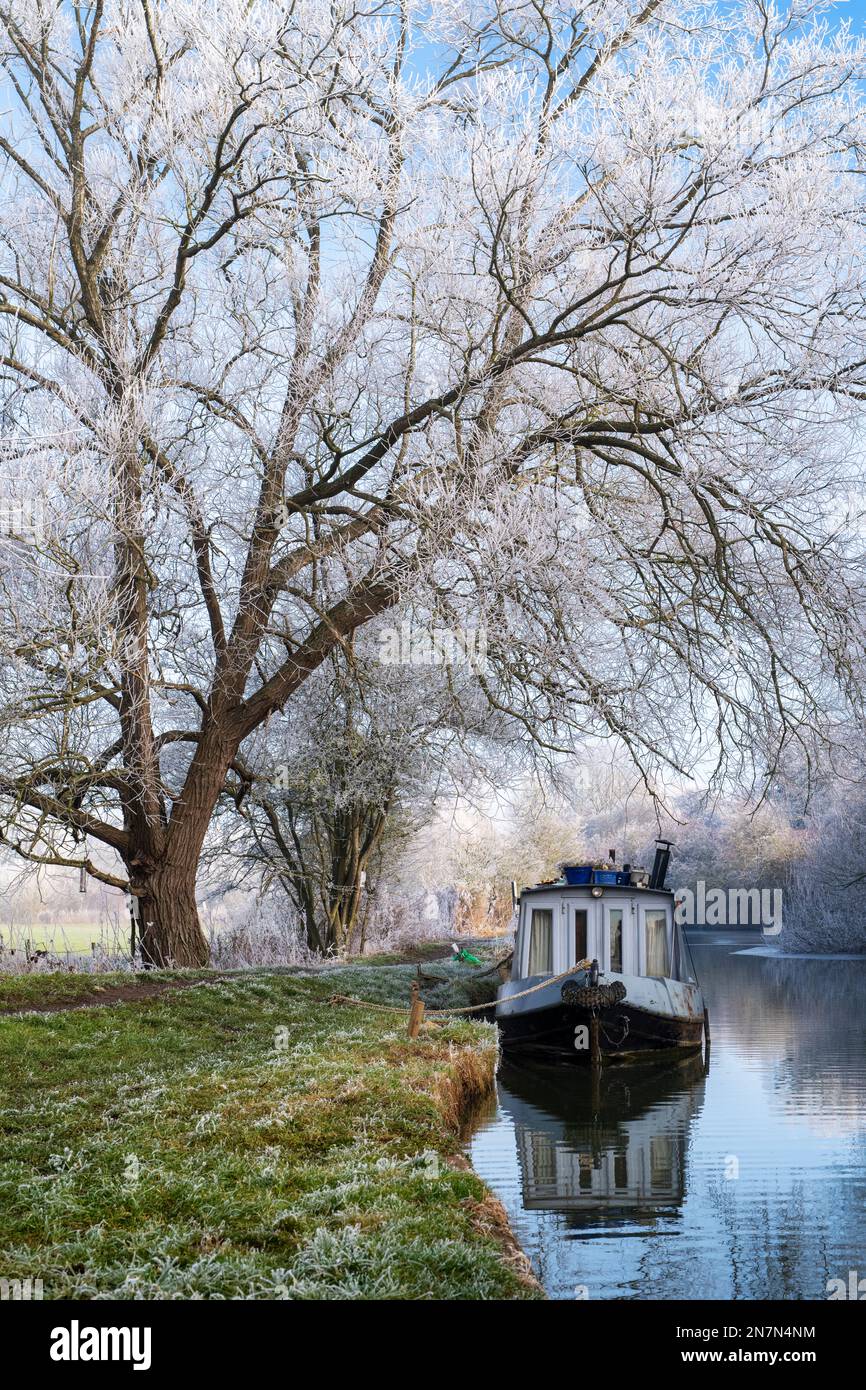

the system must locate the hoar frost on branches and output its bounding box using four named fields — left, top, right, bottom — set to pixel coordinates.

left=208, top=632, right=516, bottom=955
left=1, top=0, right=866, bottom=963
